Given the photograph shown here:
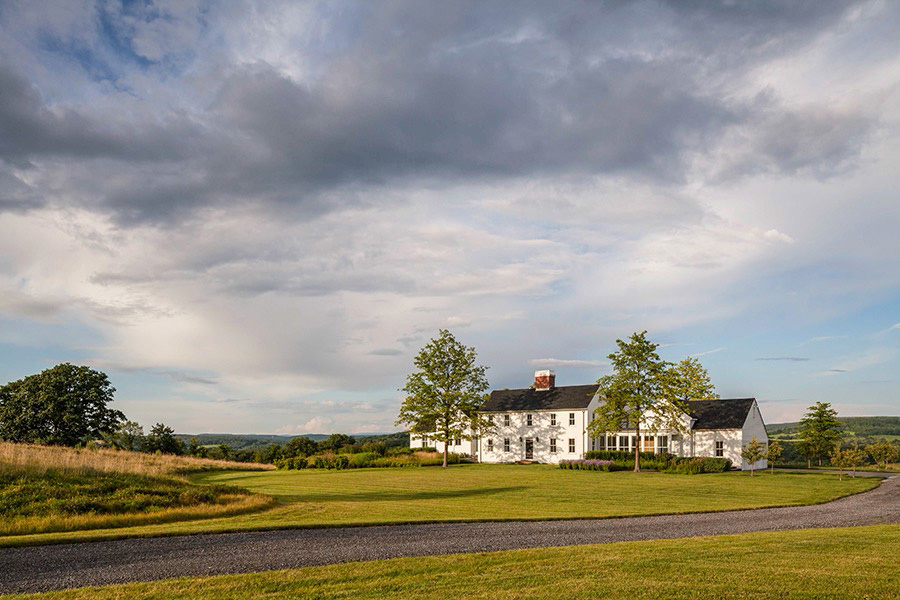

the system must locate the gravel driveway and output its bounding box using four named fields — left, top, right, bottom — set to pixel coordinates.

left=2, top=473, right=898, bottom=595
